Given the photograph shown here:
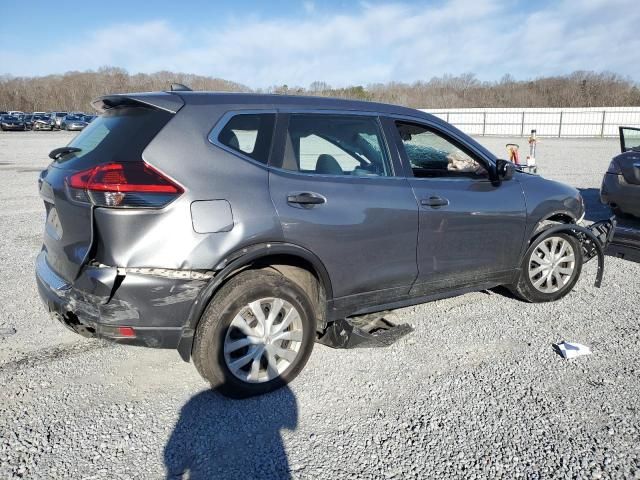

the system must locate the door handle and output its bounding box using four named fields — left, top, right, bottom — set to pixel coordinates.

left=287, top=192, right=326, bottom=205
left=421, top=196, right=449, bottom=207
